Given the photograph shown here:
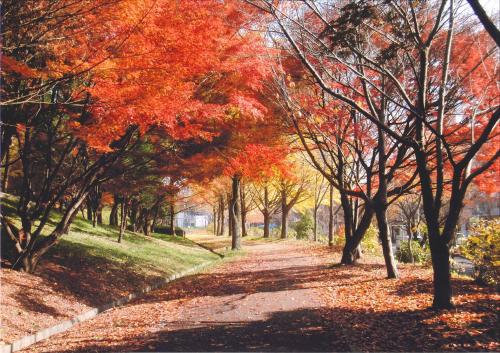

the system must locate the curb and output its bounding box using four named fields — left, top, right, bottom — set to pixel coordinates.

left=0, top=260, right=216, bottom=353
